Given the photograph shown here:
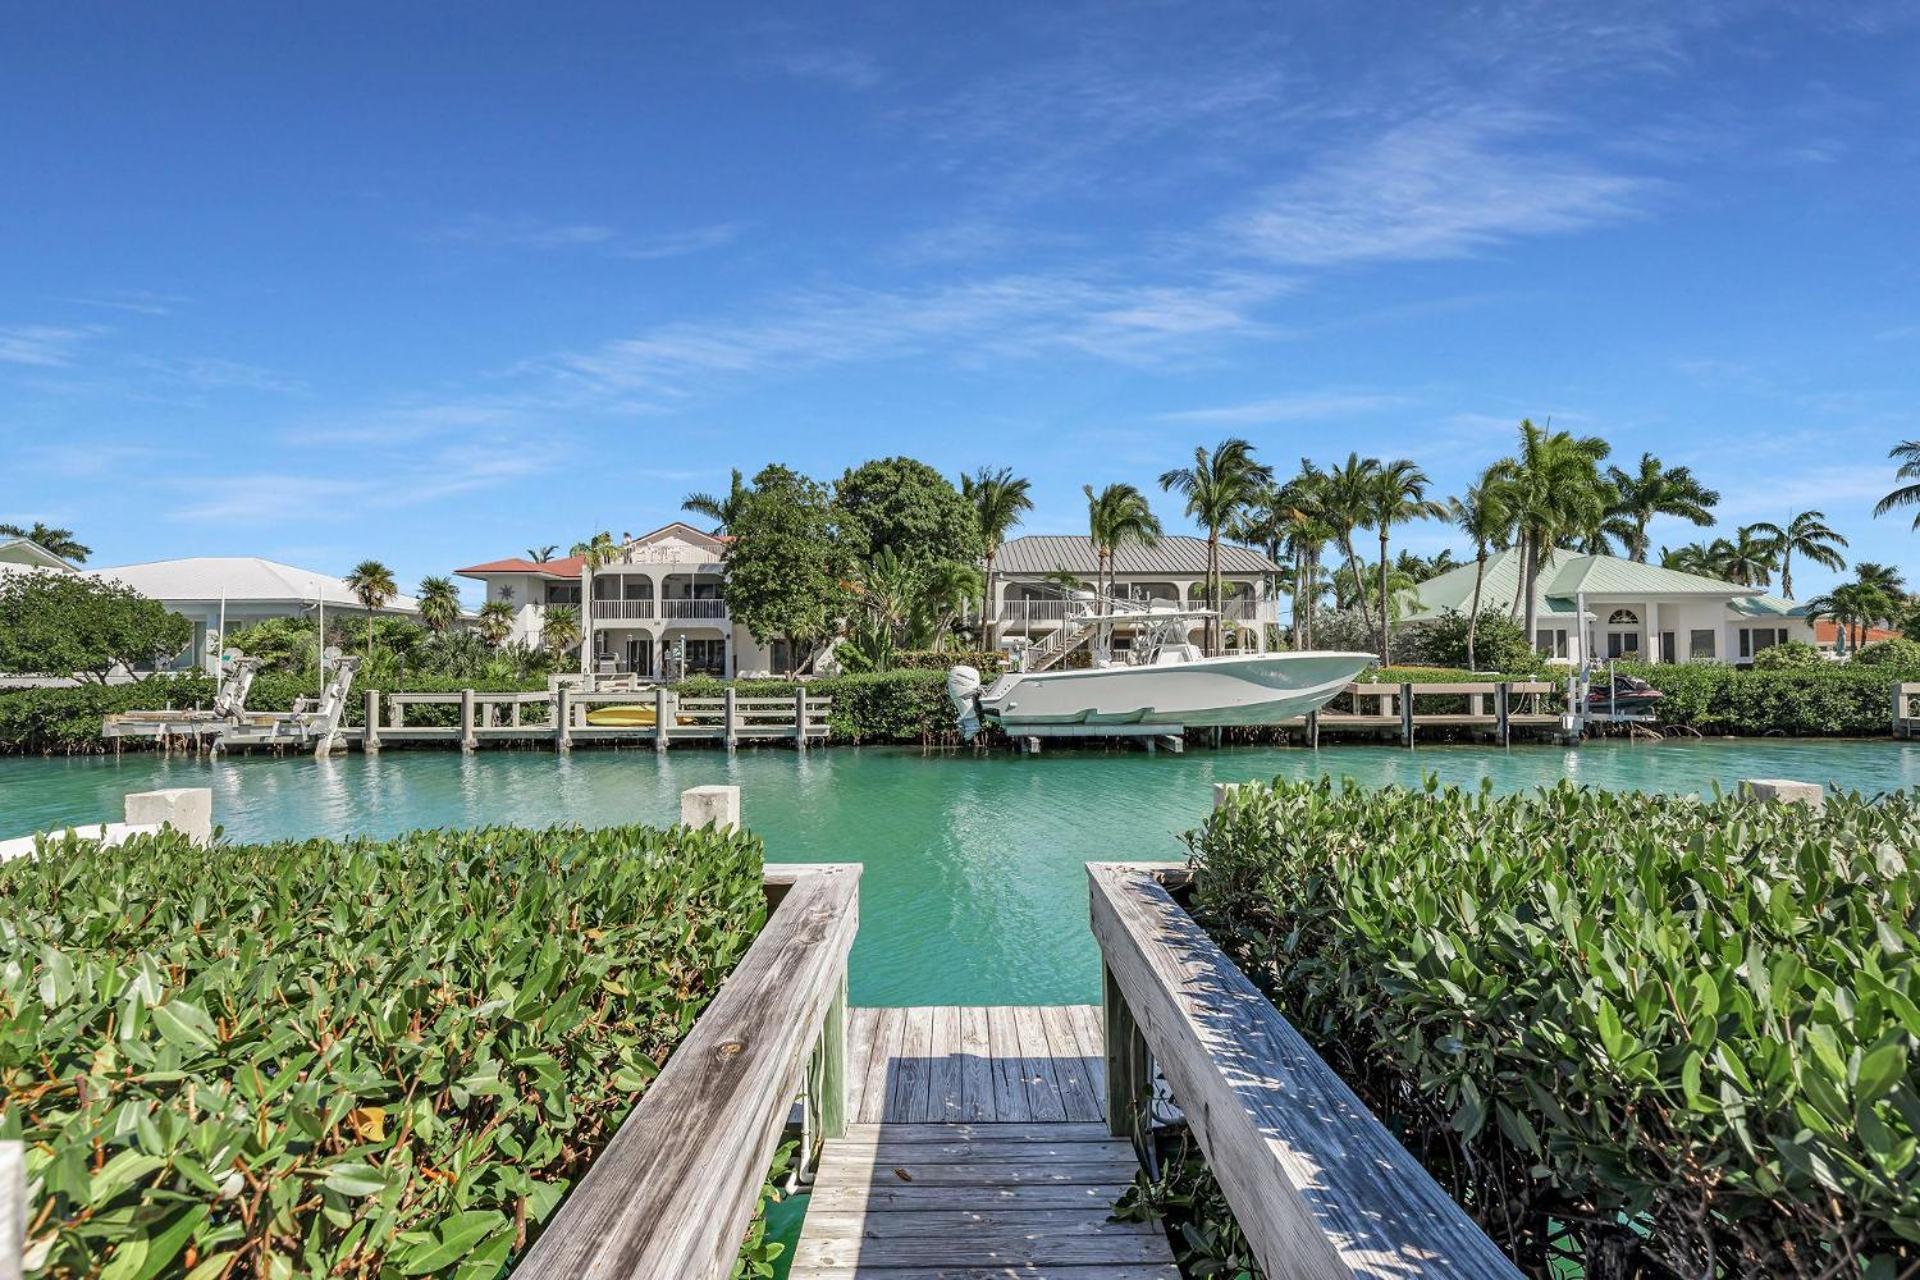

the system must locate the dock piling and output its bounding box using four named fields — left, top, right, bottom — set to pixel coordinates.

left=1496, top=682, right=1511, bottom=747
left=680, top=784, right=741, bottom=831
left=794, top=688, right=809, bottom=750
left=459, top=688, right=476, bottom=753
left=724, top=687, right=738, bottom=752
left=655, top=686, right=671, bottom=754
left=363, top=690, right=381, bottom=752
left=124, top=788, right=213, bottom=843
left=1400, top=681, right=1415, bottom=748
left=554, top=687, right=571, bottom=753
left=1741, top=778, right=1825, bottom=809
